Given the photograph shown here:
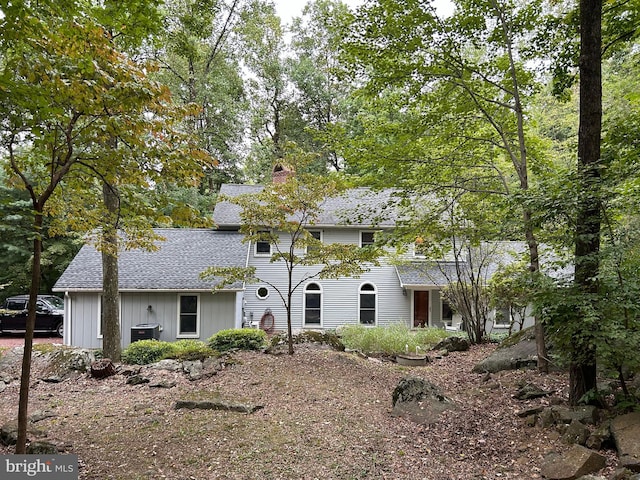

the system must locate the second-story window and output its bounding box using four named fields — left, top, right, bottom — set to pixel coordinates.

left=306, top=230, right=322, bottom=254
left=360, top=231, right=376, bottom=247
left=255, top=231, right=271, bottom=256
